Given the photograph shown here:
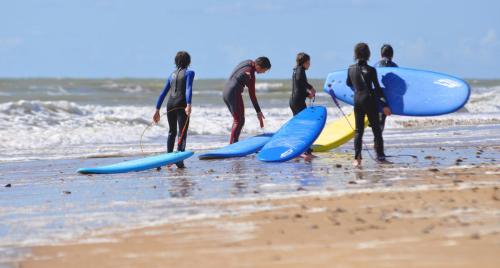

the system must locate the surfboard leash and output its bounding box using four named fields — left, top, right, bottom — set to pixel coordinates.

left=139, top=106, right=189, bottom=155
left=327, top=89, right=377, bottom=161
